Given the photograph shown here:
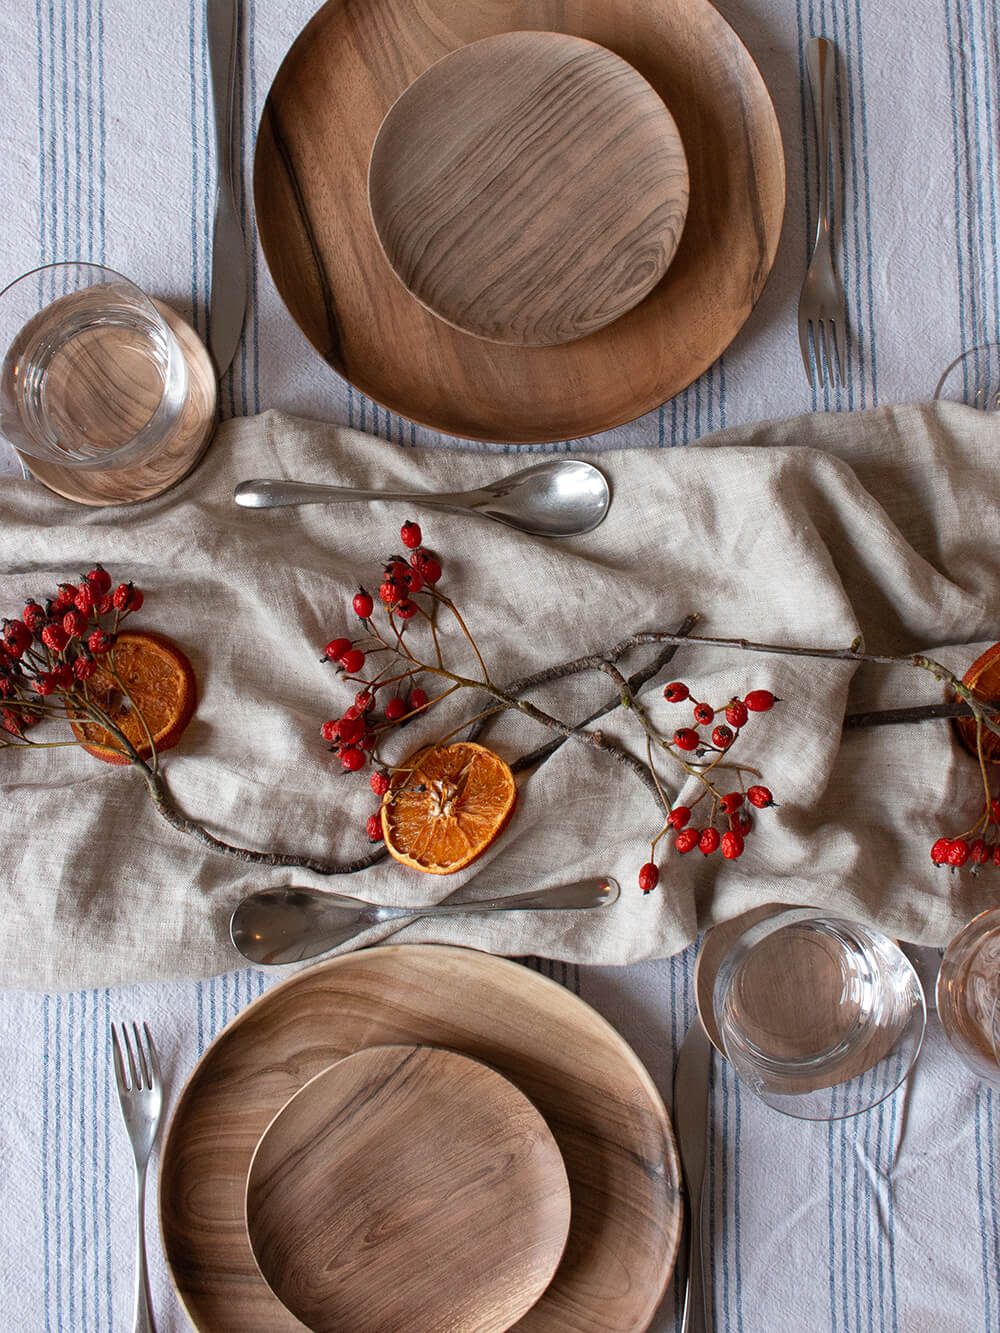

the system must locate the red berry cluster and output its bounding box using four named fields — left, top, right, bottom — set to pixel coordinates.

left=638, top=681, right=778, bottom=892
left=0, top=567, right=143, bottom=739
left=318, top=522, right=445, bottom=840
left=930, top=797, right=1000, bottom=870
left=662, top=681, right=777, bottom=757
